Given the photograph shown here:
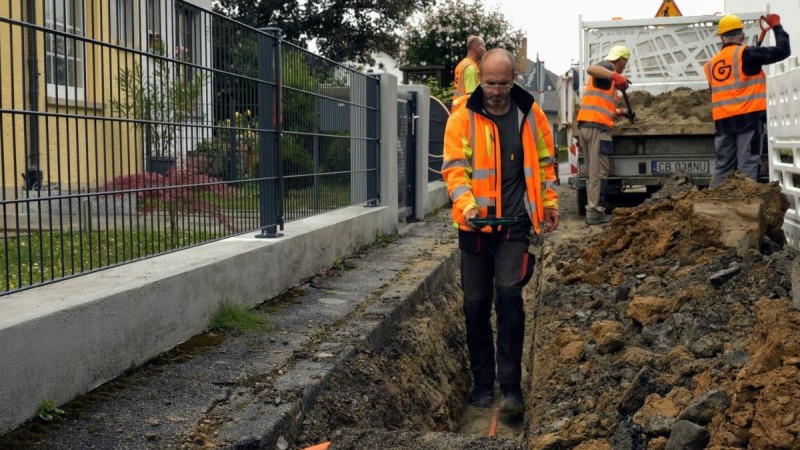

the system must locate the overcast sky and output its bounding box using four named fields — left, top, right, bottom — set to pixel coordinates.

left=486, top=0, right=727, bottom=74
